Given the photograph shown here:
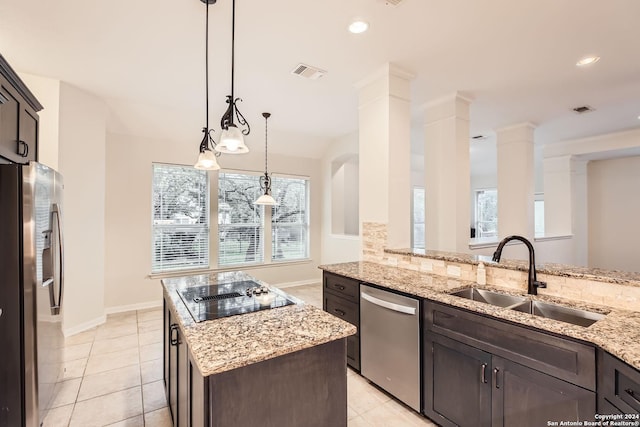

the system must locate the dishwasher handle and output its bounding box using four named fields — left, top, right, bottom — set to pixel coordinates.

left=361, top=291, right=416, bottom=315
